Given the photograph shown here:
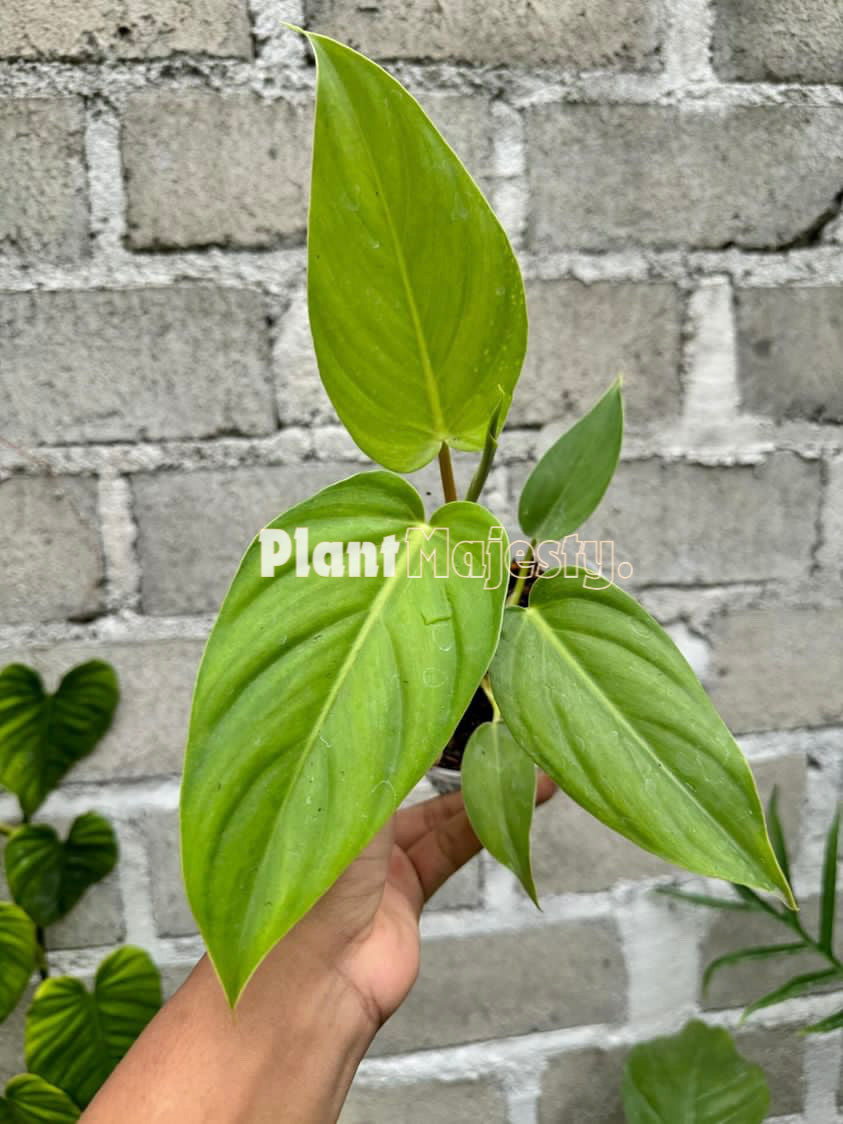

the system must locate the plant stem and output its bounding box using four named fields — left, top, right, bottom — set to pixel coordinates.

left=507, top=542, right=535, bottom=607
left=480, top=674, right=500, bottom=721
left=34, top=929, right=49, bottom=980
left=438, top=443, right=458, bottom=504
left=465, top=423, right=498, bottom=504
